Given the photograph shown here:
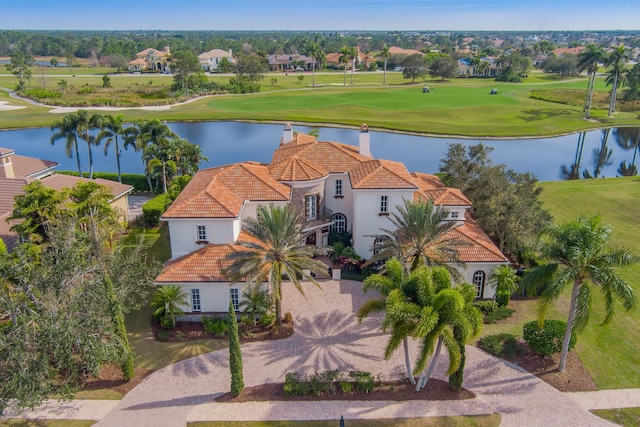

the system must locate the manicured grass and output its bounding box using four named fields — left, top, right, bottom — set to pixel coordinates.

left=188, top=414, right=501, bottom=427
left=592, top=407, right=640, bottom=426
left=1, top=71, right=637, bottom=136
left=119, top=223, right=172, bottom=263
left=0, top=421, right=95, bottom=427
